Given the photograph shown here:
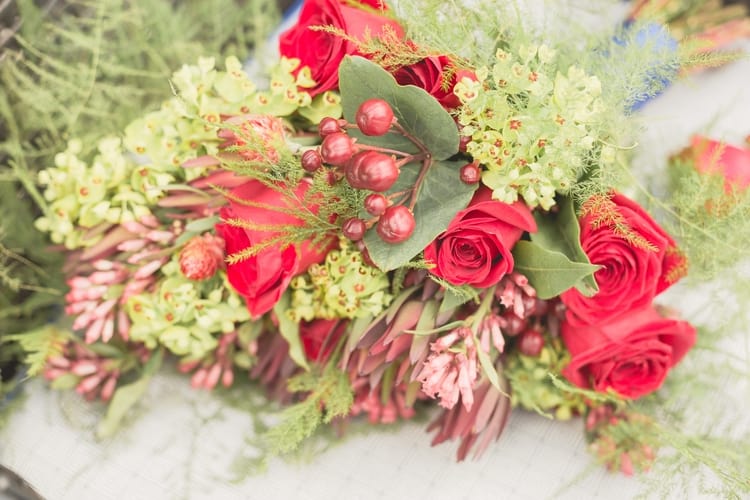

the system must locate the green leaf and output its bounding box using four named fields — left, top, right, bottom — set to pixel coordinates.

left=274, top=292, right=310, bottom=371
left=531, top=196, right=598, bottom=295
left=96, top=376, right=151, bottom=439
left=142, top=347, right=164, bottom=376
left=87, top=343, right=126, bottom=359
left=476, top=338, right=505, bottom=395
left=96, top=348, right=163, bottom=439
left=339, top=56, right=459, bottom=160
left=439, top=285, right=478, bottom=313
left=50, top=373, right=79, bottom=390
left=363, top=159, right=476, bottom=271
left=512, top=240, right=601, bottom=299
